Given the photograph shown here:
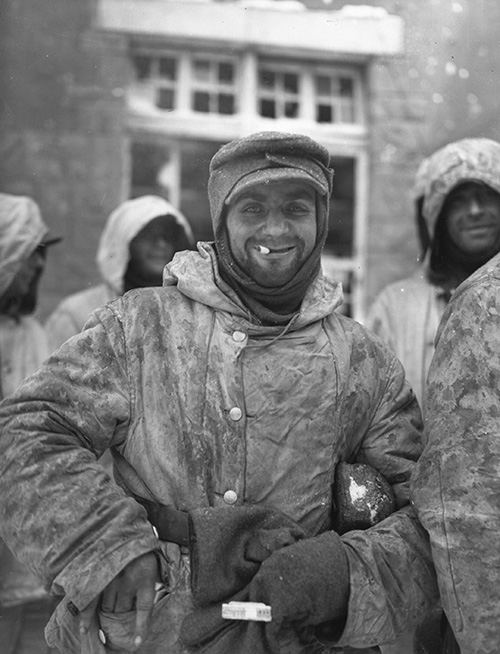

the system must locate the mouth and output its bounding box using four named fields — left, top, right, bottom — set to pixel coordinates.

left=254, top=244, right=295, bottom=256
left=464, top=224, right=496, bottom=234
